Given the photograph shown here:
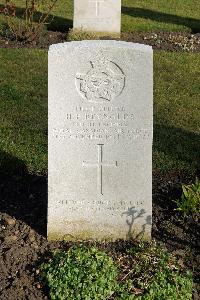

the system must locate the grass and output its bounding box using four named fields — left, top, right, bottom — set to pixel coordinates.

left=0, top=49, right=199, bottom=175
left=121, top=0, right=200, bottom=33
left=153, top=52, right=200, bottom=173
left=0, top=0, right=199, bottom=33
left=0, top=48, right=47, bottom=174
